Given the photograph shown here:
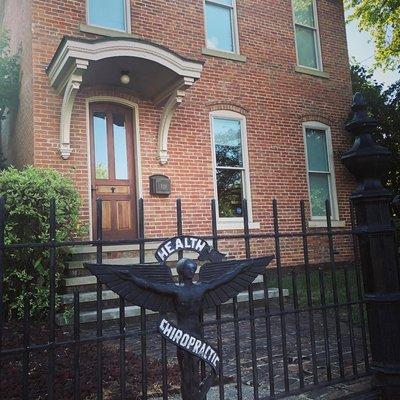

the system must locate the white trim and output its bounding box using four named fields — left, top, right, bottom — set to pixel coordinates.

left=291, top=0, right=324, bottom=71
left=302, top=121, right=339, bottom=221
left=218, top=220, right=261, bottom=231
left=48, top=39, right=203, bottom=91
left=85, top=96, right=142, bottom=240
left=308, top=220, right=346, bottom=228
left=203, top=0, right=241, bottom=55
left=48, top=38, right=203, bottom=160
left=59, top=59, right=89, bottom=159
left=210, top=110, right=257, bottom=228
left=86, top=0, right=131, bottom=34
